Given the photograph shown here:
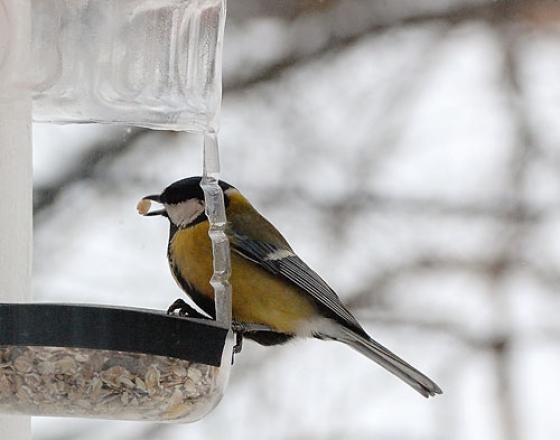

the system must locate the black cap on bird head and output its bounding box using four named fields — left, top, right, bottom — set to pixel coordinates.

left=139, top=176, right=234, bottom=228
left=158, top=176, right=234, bottom=205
